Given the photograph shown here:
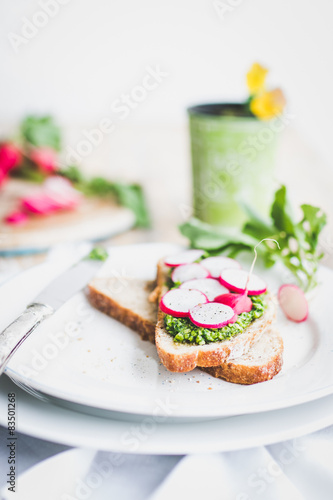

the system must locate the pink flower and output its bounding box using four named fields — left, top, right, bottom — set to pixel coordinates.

left=30, top=147, right=58, bottom=173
